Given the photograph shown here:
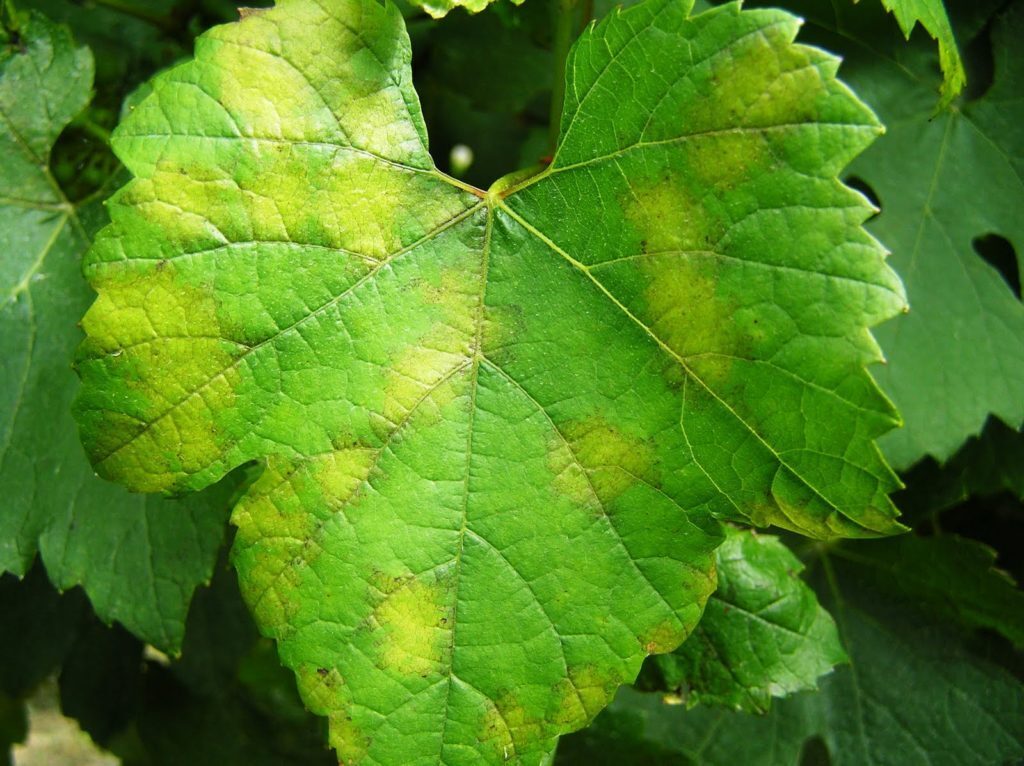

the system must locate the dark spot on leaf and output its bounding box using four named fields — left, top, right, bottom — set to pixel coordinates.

left=973, top=234, right=1020, bottom=299
left=317, top=667, right=328, bottom=677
